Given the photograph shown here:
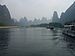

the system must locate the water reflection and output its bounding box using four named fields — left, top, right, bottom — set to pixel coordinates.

left=0, top=29, right=10, bottom=56
left=51, top=29, right=61, bottom=40
left=51, top=30, right=58, bottom=36
left=63, top=34, right=75, bottom=56
left=0, top=28, right=75, bottom=56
